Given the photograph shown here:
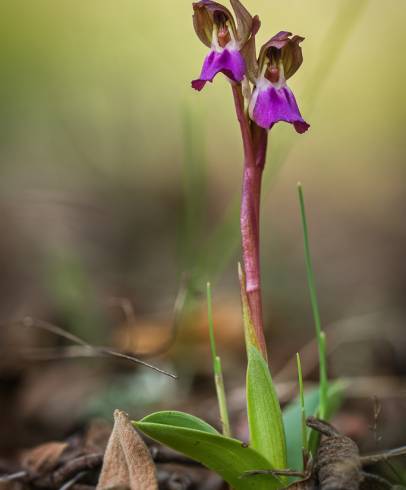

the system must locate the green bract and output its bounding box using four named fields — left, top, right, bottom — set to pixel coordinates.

left=246, top=344, right=287, bottom=470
